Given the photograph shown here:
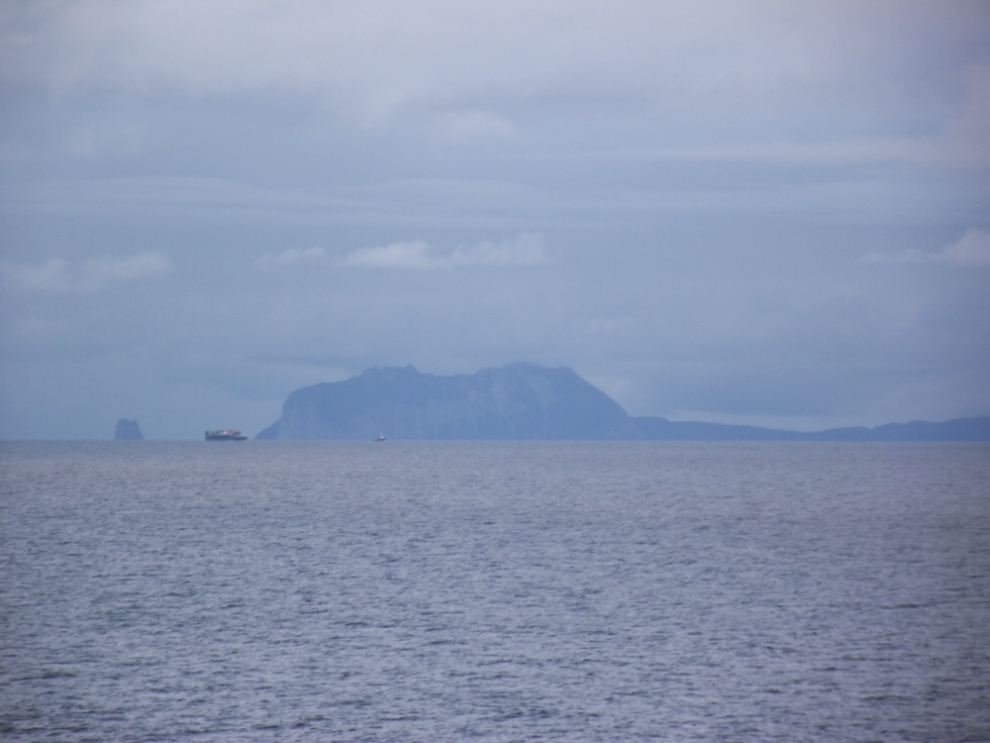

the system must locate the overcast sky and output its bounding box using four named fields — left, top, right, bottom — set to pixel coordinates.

left=2, top=0, right=989, bottom=439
